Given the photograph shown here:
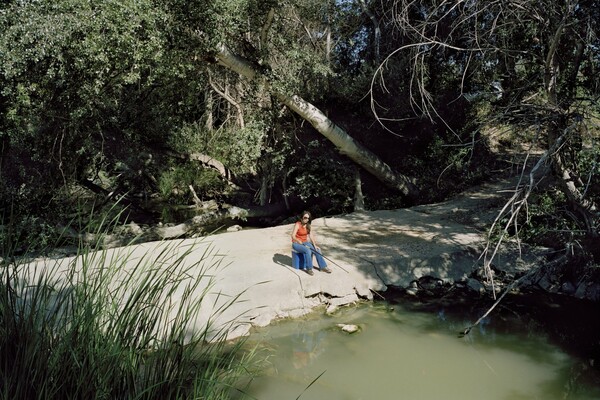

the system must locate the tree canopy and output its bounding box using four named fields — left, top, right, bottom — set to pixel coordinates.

left=1, top=0, right=598, bottom=260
